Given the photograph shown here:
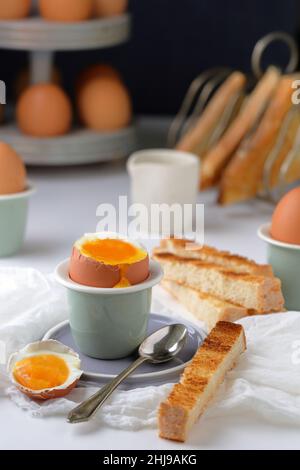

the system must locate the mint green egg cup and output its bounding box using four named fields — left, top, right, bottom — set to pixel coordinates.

left=0, top=186, right=35, bottom=258
left=258, top=223, right=300, bottom=311
left=55, top=259, right=163, bottom=359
